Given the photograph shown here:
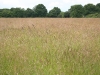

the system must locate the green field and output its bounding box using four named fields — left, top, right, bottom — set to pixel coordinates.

left=0, top=18, right=100, bottom=75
